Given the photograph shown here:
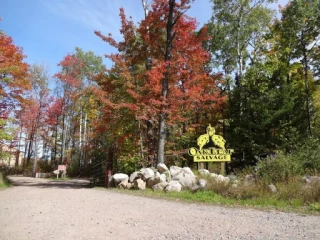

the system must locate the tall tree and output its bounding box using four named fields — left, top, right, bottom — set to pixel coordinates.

left=16, top=64, right=51, bottom=171
left=0, top=31, right=30, bottom=147
left=207, top=0, right=276, bottom=86
left=54, top=48, right=104, bottom=173
left=94, top=0, right=226, bottom=167
left=0, top=27, right=30, bottom=161
left=273, top=0, right=320, bottom=135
